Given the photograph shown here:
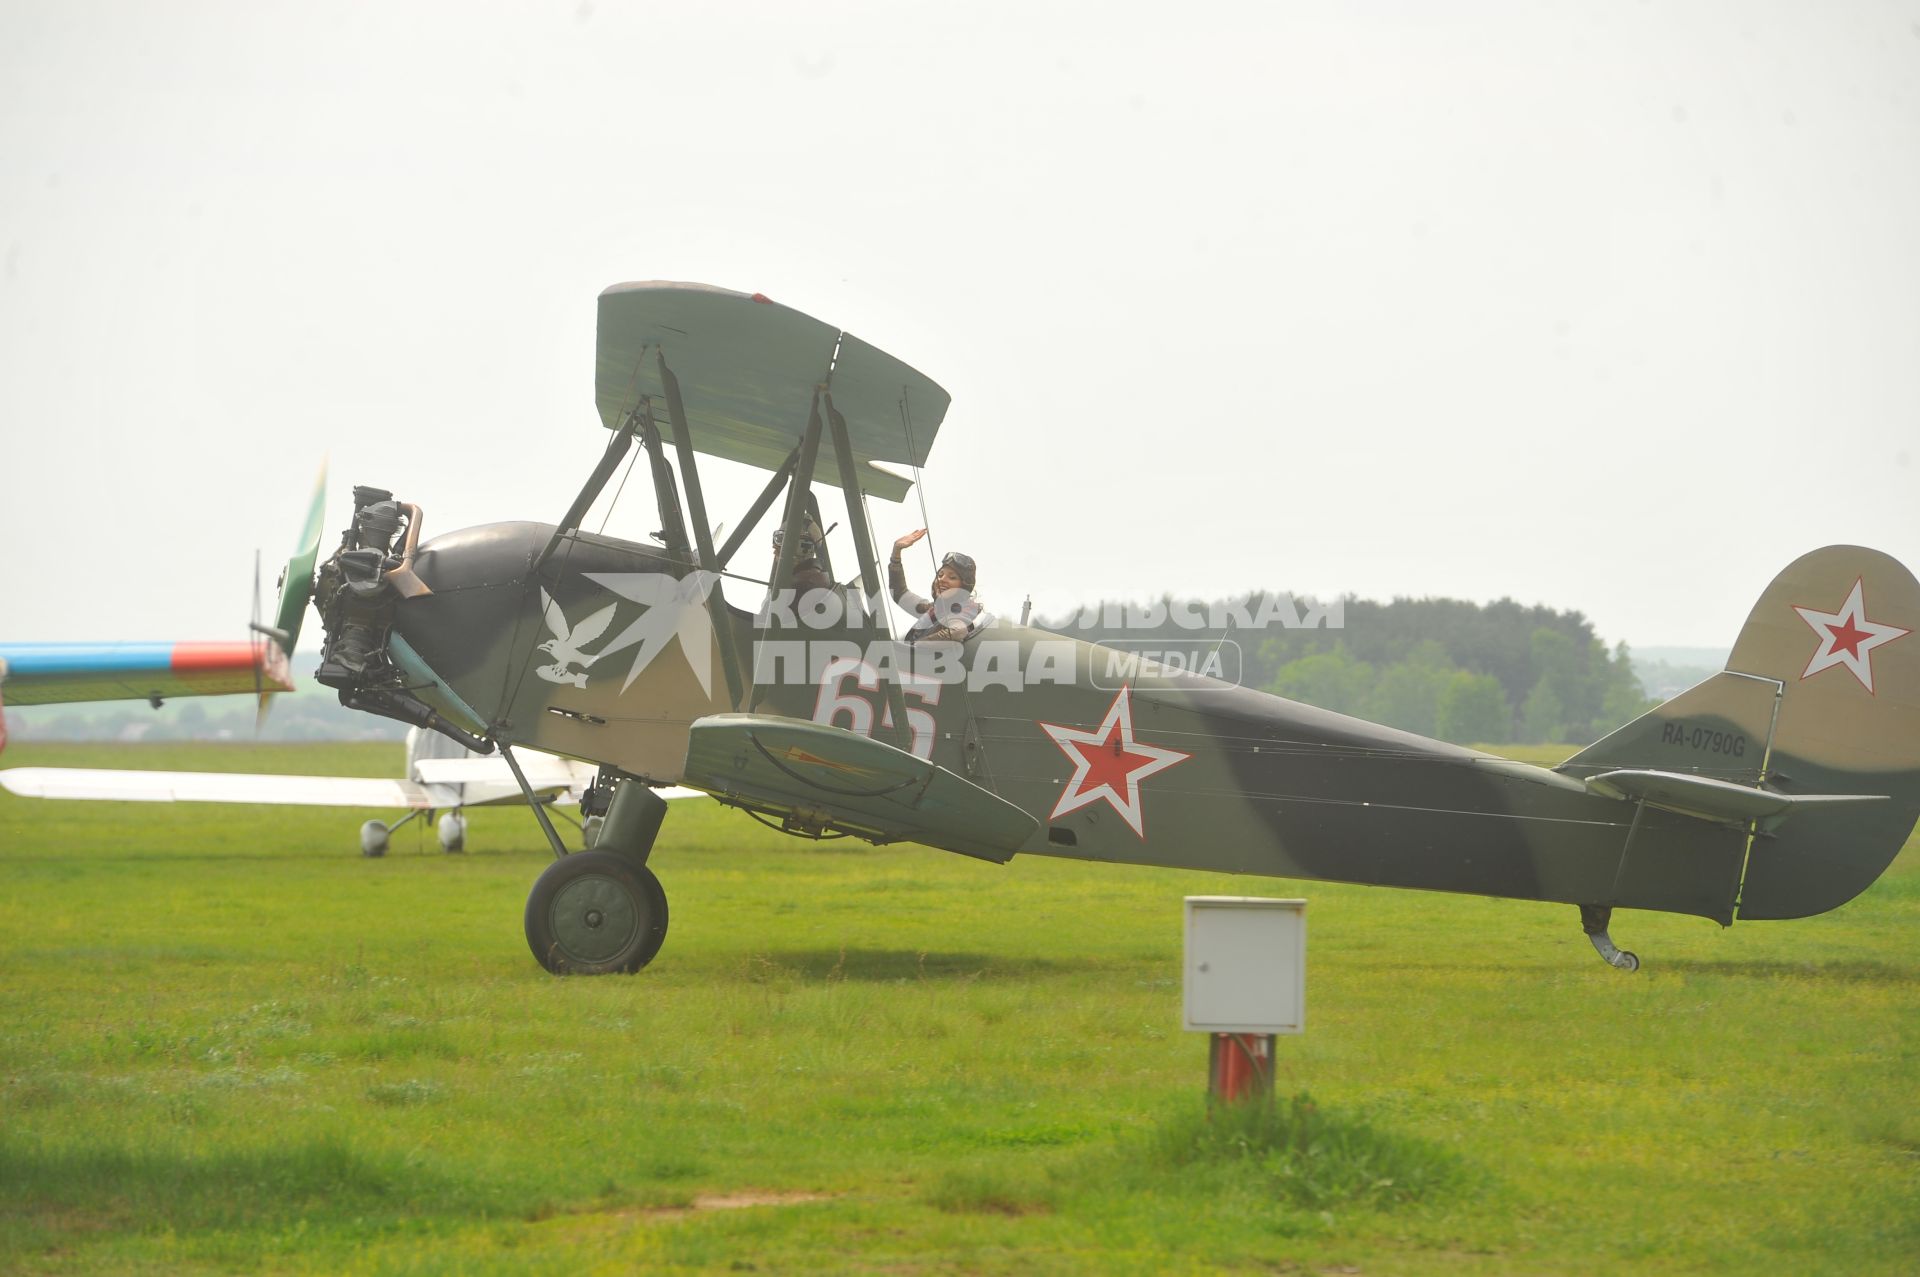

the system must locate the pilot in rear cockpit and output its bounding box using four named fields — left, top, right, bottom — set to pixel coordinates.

left=773, top=516, right=832, bottom=594
left=889, top=528, right=981, bottom=643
